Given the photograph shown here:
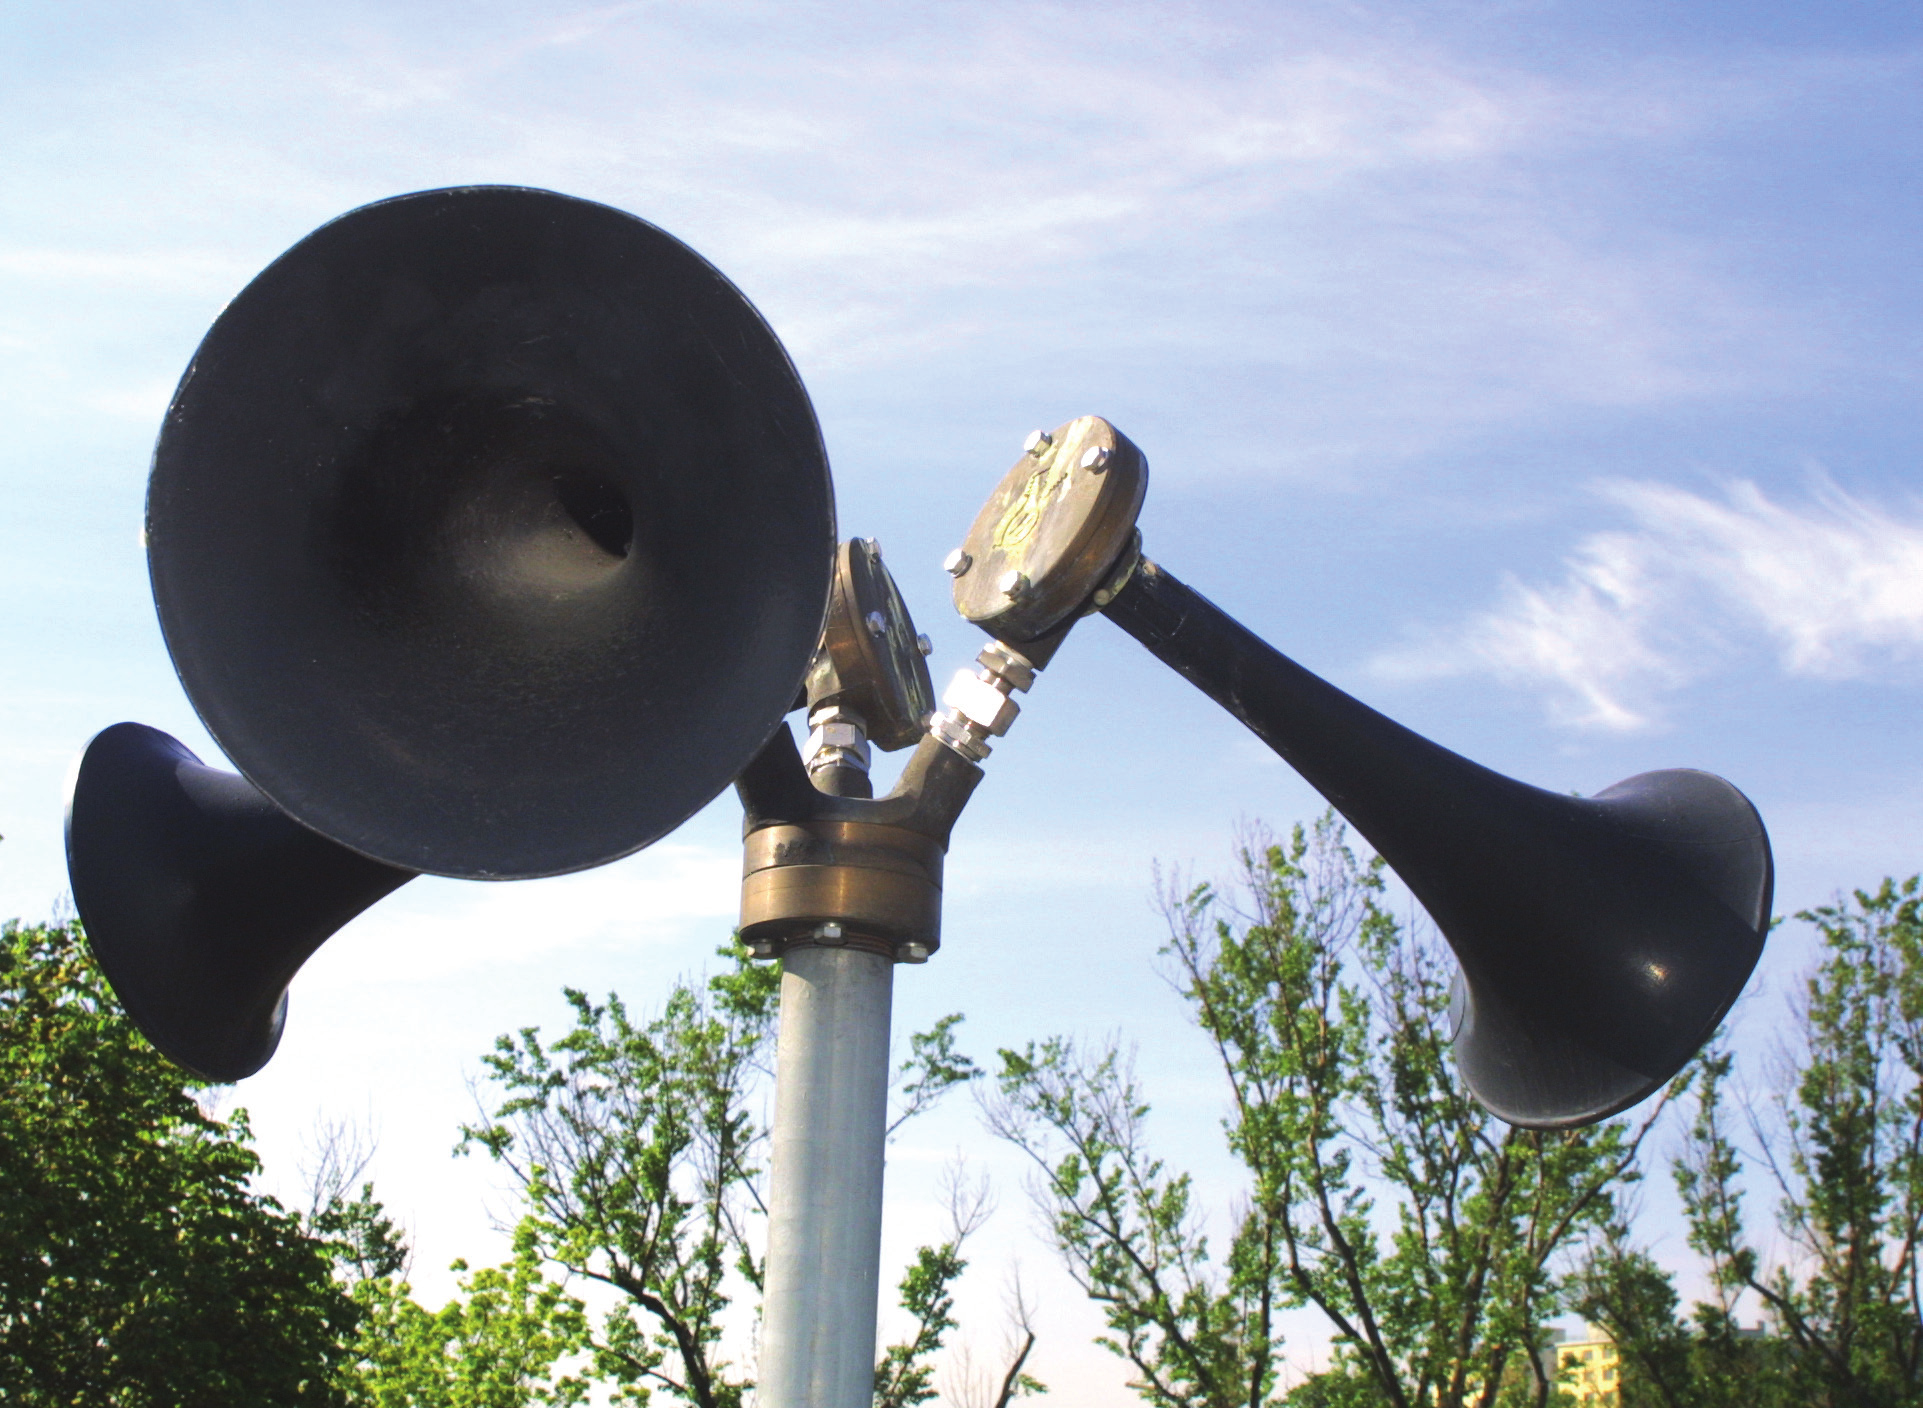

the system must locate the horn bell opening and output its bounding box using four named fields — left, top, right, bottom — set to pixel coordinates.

left=147, top=186, right=835, bottom=879
left=65, top=723, right=415, bottom=1082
